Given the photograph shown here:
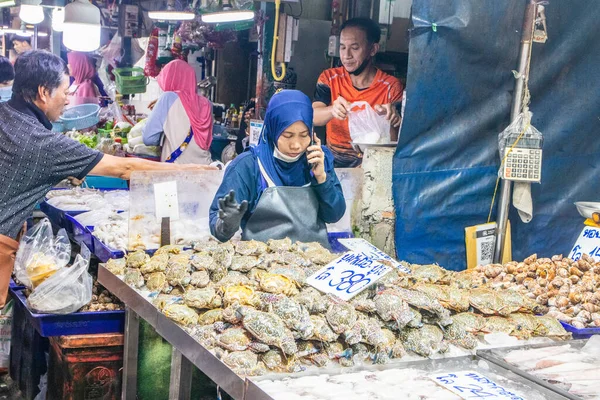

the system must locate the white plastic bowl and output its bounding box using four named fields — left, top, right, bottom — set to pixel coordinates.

left=574, top=201, right=600, bottom=219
